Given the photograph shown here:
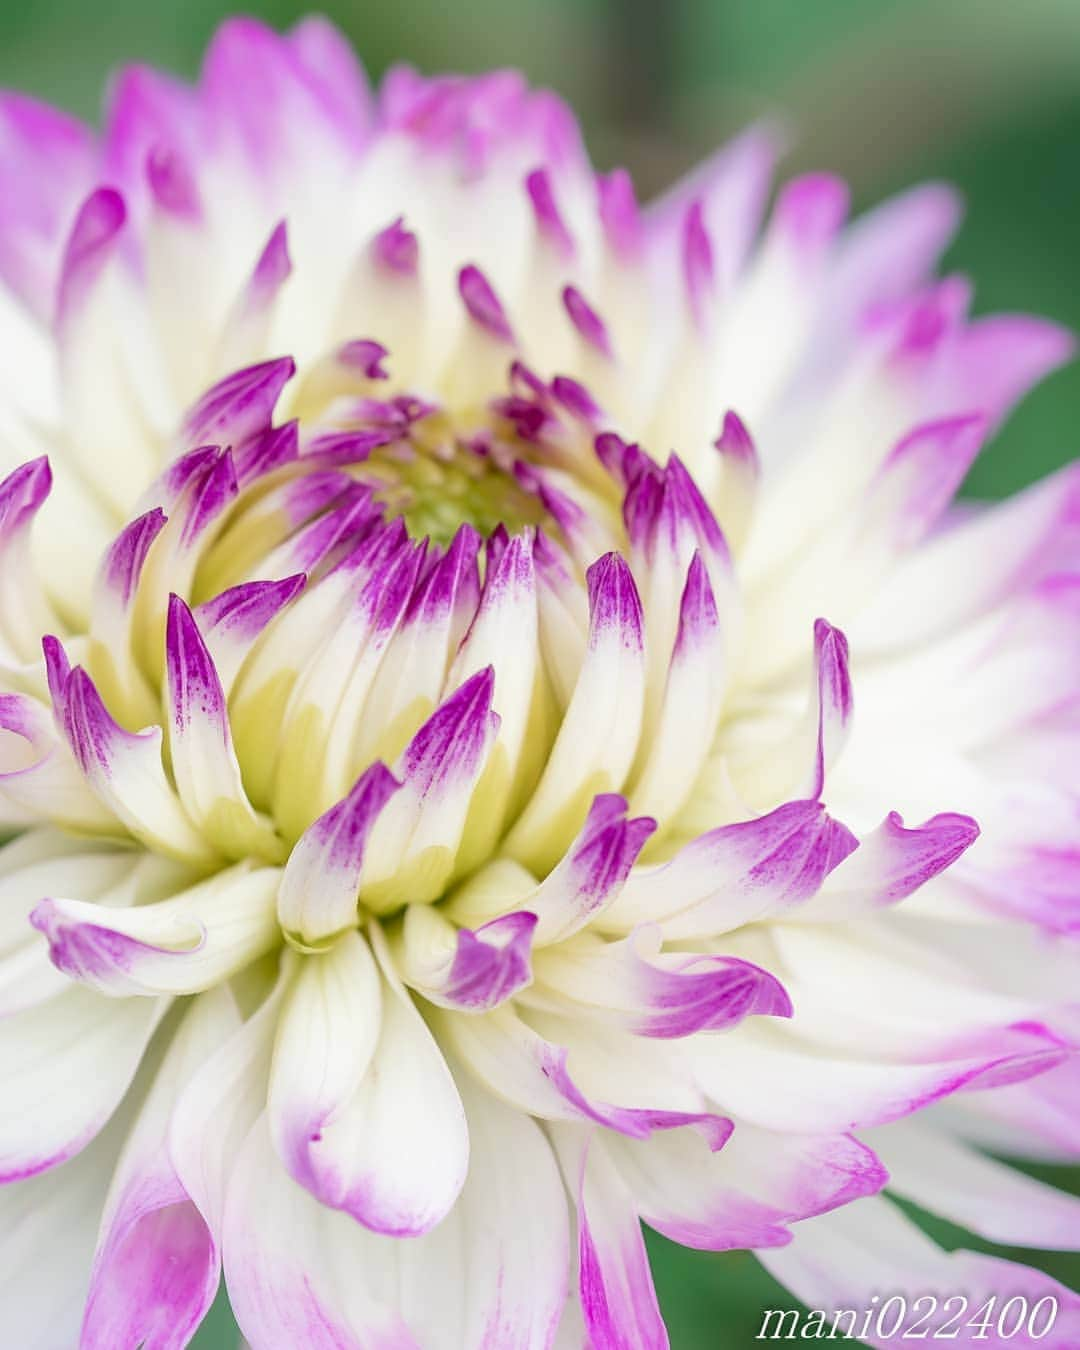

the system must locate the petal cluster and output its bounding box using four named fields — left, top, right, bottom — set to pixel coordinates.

left=0, top=16, right=1078, bottom=1350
